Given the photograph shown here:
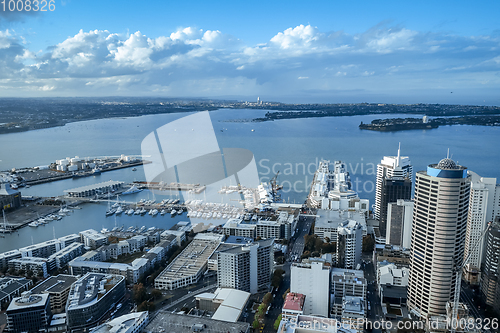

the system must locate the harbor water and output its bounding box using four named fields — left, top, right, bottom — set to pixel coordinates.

left=0, top=109, right=499, bottom=252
